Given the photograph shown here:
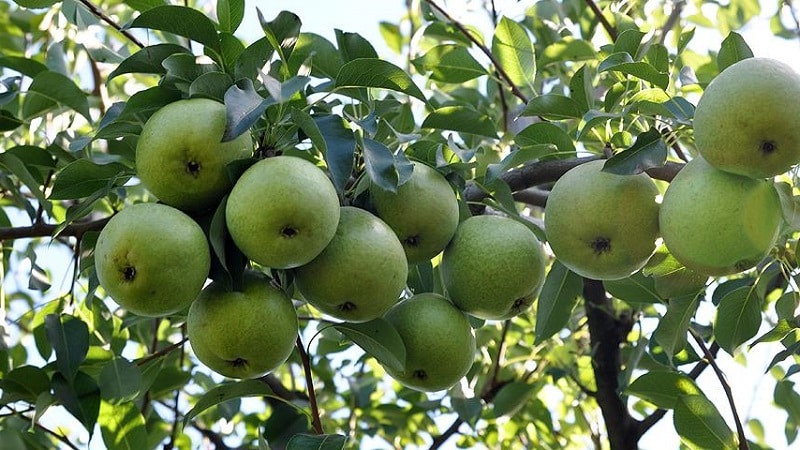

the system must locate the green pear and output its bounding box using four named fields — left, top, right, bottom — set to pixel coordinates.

left=94, top=203, right=210, bottom=317
left=187, top=271, right=298, bottom=379
left=136, top=98, right=253, bottom=212
left=441, top=215, right=547, bottom=320
left=294, top=207, right=408, bottom=322
left=382, top=293, right=475, bottom=392
left=694, top=57, right=800, bottom=178
left=370, top=163, right=460, bottom=264
left=544, top=160, right=660, bottom=280
left=226, top=156, right=341, bottom=269
left=660, top=157, right=781, bottom=276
